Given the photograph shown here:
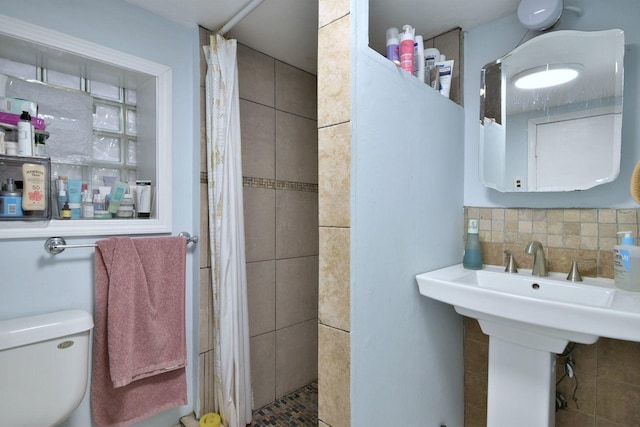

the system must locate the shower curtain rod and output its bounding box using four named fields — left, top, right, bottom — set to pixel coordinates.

left=44, top=232, right=198, bottom=255
left=217, top=0, right=266, bottom=35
